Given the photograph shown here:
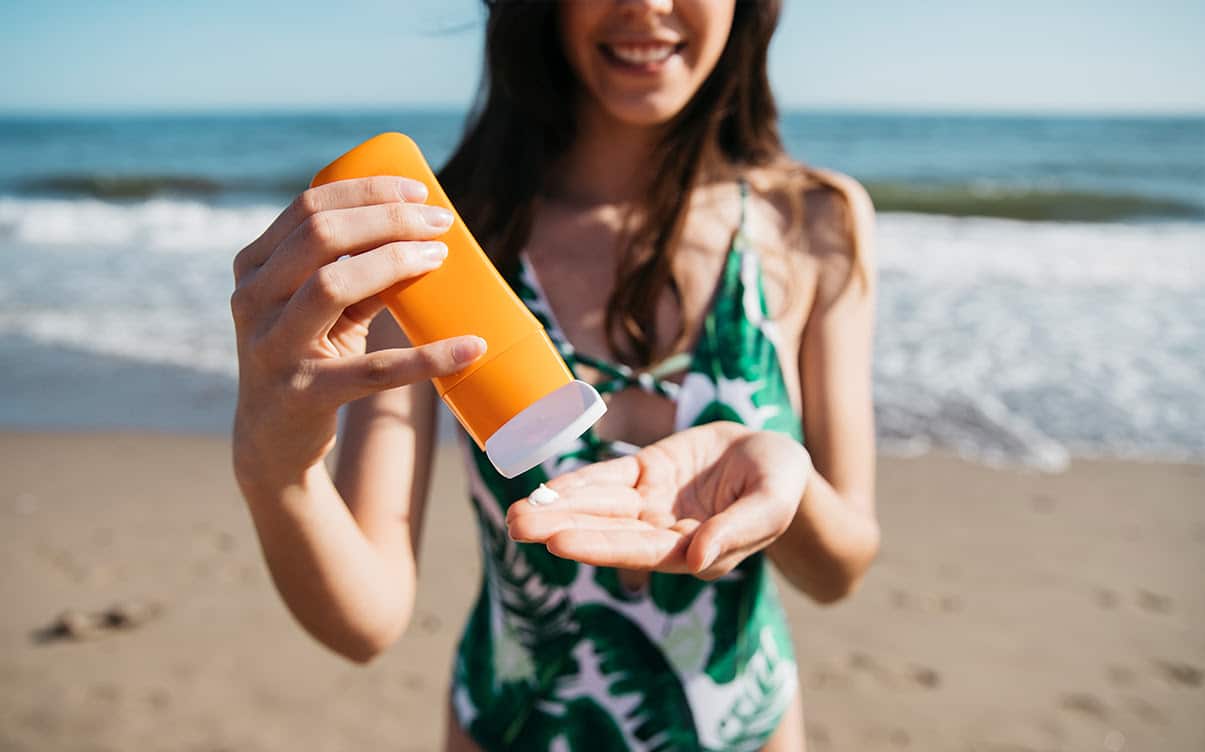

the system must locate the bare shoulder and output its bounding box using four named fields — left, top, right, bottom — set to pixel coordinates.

left=749, top=162, right=876, bottom=305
